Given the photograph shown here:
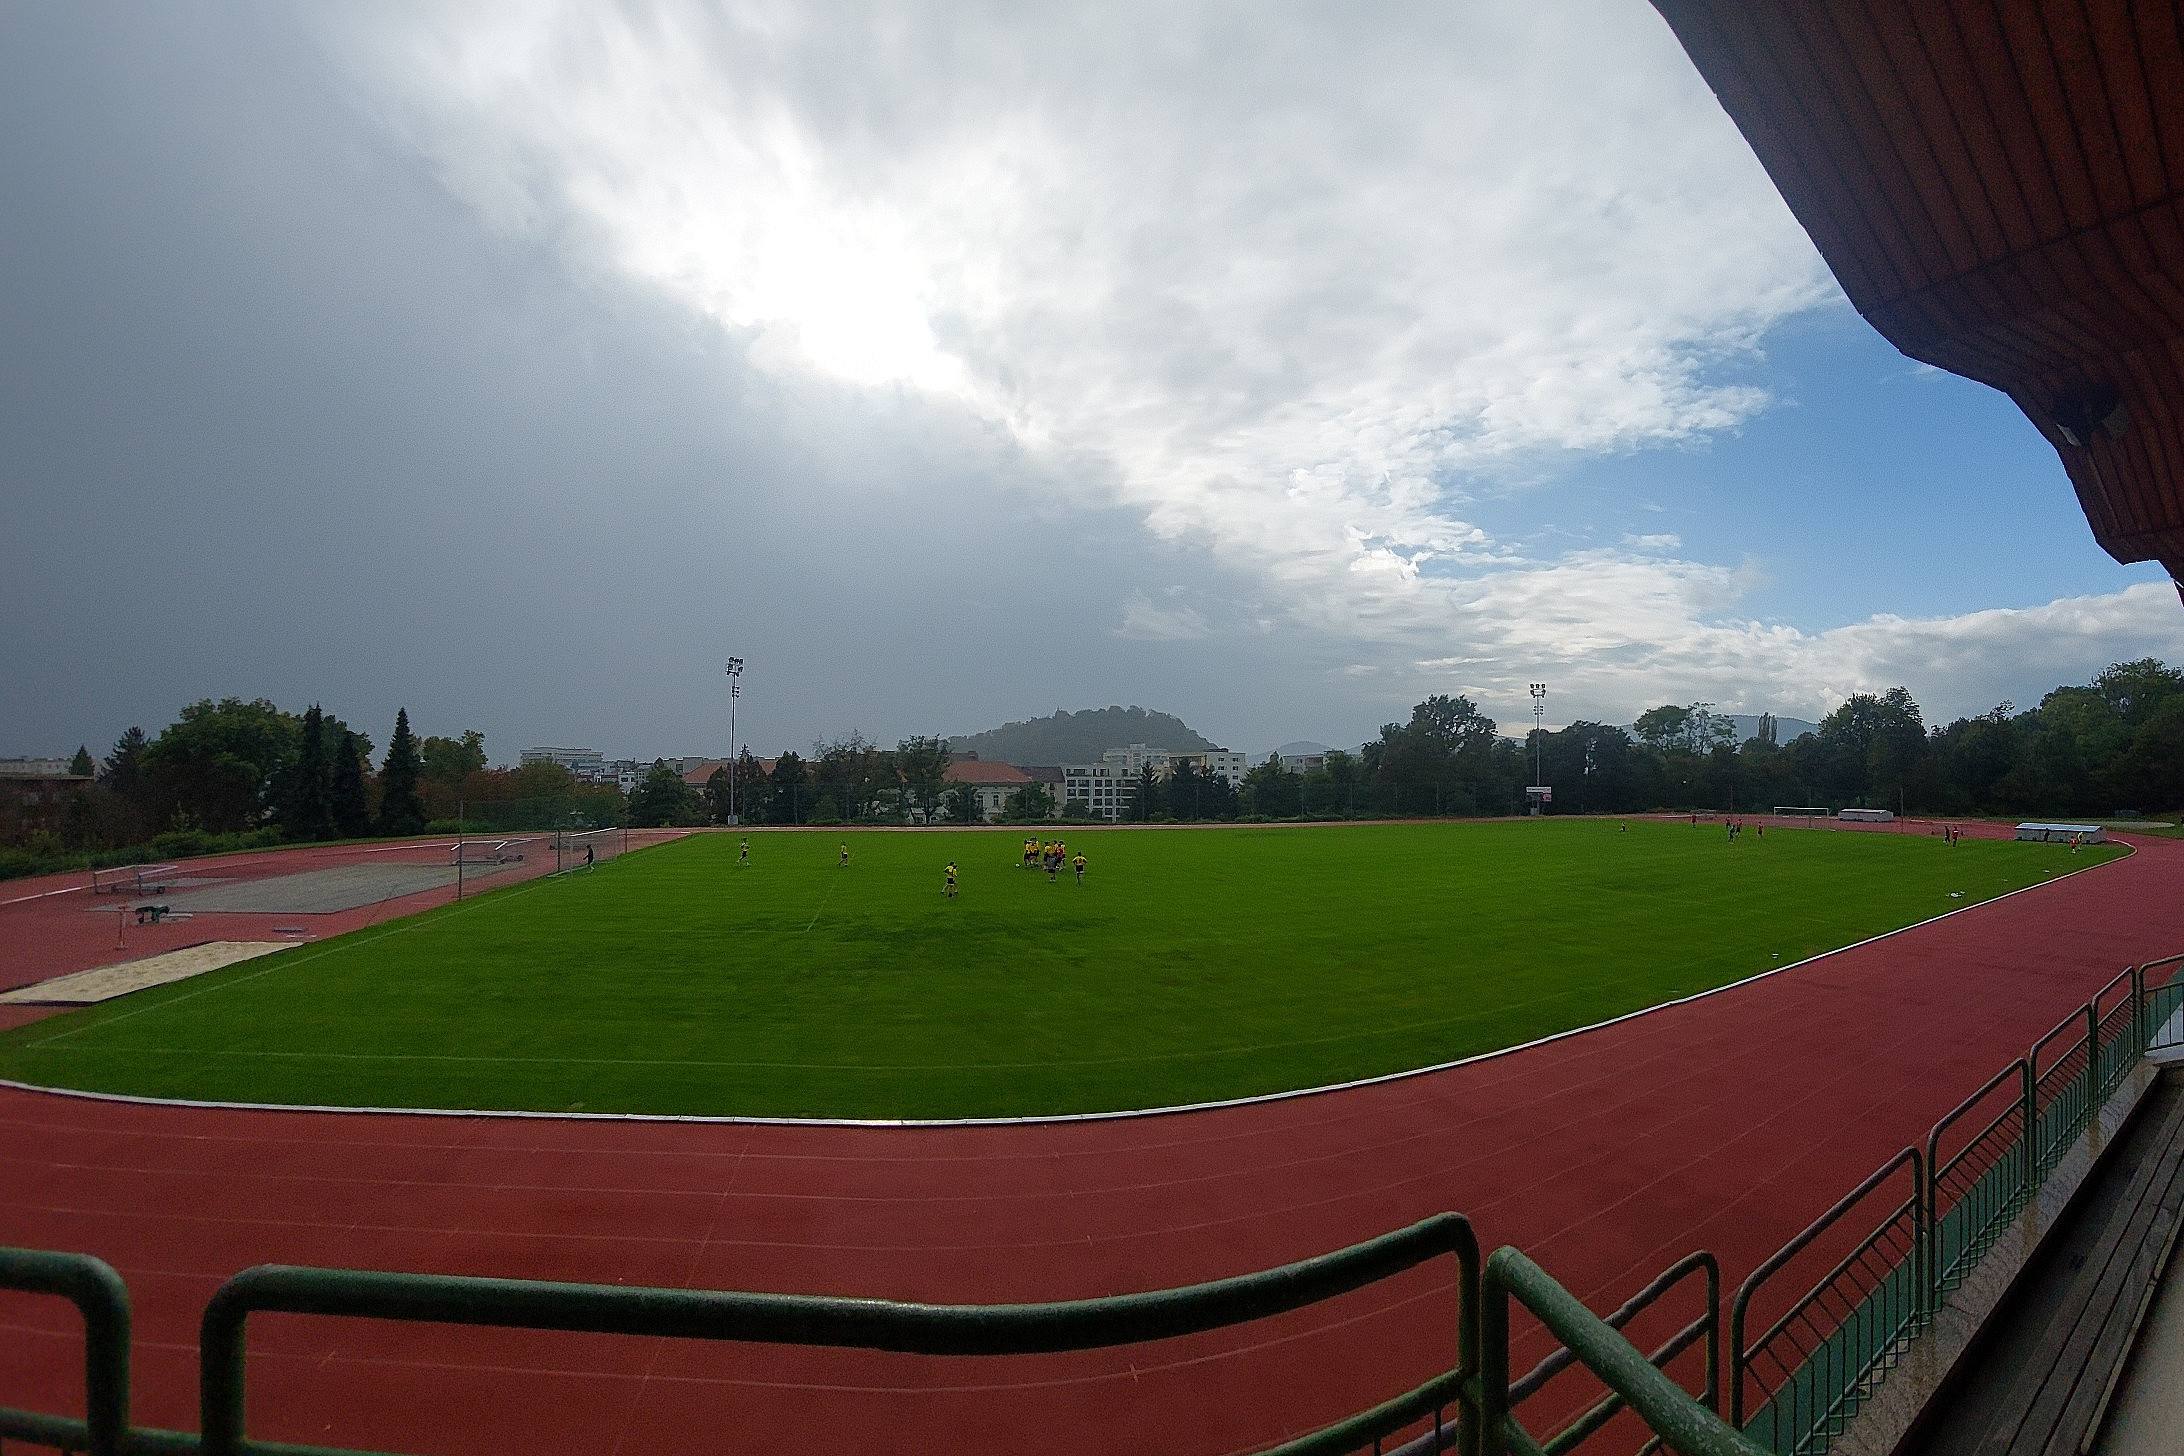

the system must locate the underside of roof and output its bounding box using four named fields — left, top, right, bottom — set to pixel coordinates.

left=1651, top=0, right=2184, bottom=591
